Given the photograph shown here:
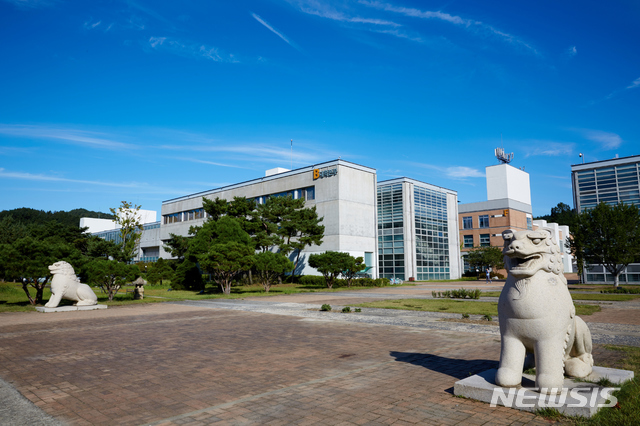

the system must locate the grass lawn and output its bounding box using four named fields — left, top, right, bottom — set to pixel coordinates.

left=355, top=298, right=601, bottom=317
left=0, top=280, right=401, bottom=313
left=560, top=345, right=640, bottom=425
left=481, top=290, right=640, bottom=302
